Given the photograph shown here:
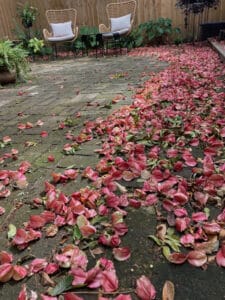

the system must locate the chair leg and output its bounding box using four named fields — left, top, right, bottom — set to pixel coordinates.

left=52, top=44, right=57, bottom=59
left=55, top=44, right=58, bottom=58
left=106, top=40, right=109, bottom=55
left=70, top=42, right=76, bottom=58
left=95, top=33, right=104, bottom=58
